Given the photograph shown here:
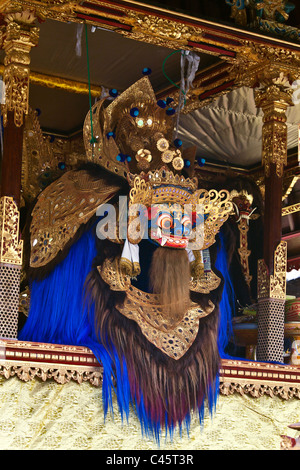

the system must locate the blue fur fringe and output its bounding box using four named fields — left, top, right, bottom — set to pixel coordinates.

left=215, top=231, right=235, bottom=358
